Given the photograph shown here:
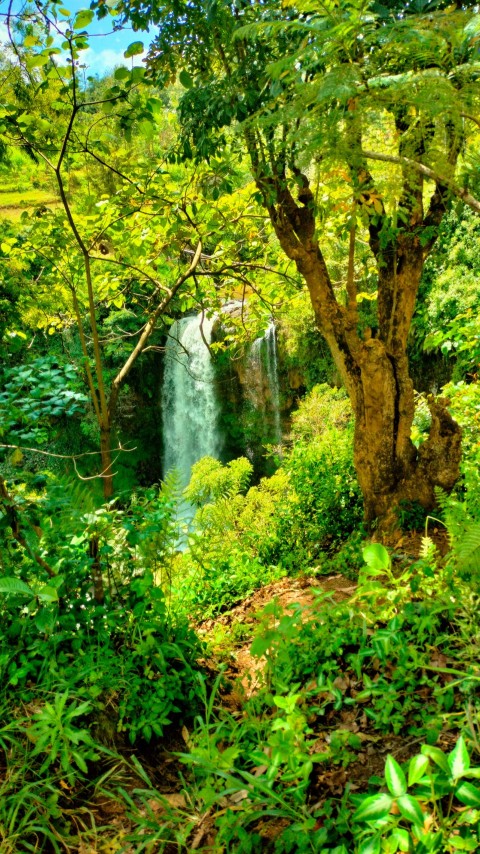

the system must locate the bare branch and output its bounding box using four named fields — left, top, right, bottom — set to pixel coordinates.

left=362, top=150, right=480, bottom=216
left=108, top=241, right=204, bottom=418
